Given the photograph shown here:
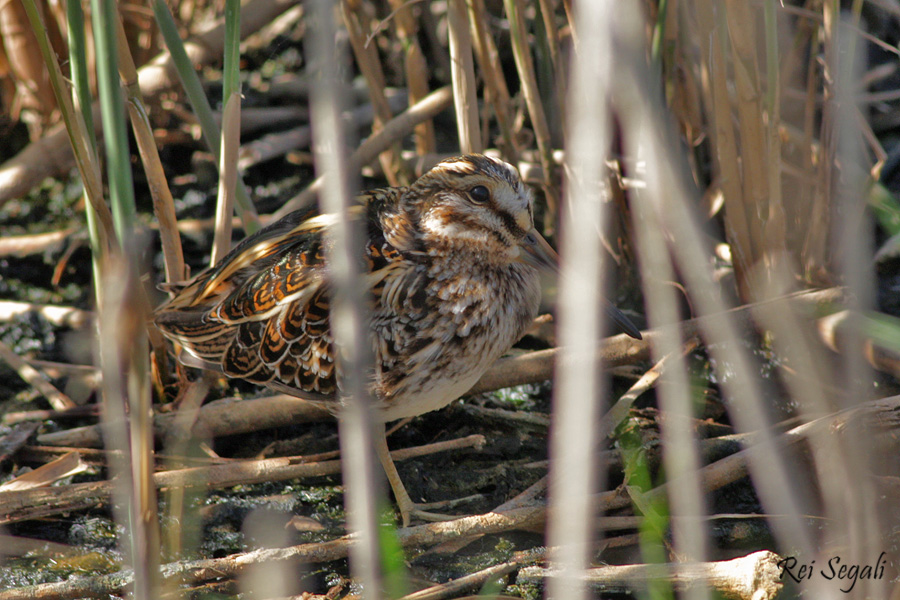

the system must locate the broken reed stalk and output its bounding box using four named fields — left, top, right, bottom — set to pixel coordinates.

left=519, top=550, right=783, bottom=600
left=1, top=0, right=59, bottom=128
left=0, top=435, right=488, bottom=525
left=15, top=388, right=896, bottom=533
